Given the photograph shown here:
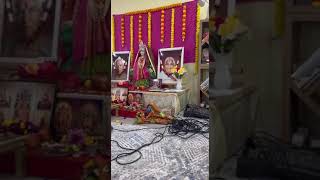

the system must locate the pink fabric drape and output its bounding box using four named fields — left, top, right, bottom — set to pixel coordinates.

left=133, top=56, right=150, bottom=81
left=113, top=0, right=198, bottom=65
left=72, top=0, right=110, bottom=63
